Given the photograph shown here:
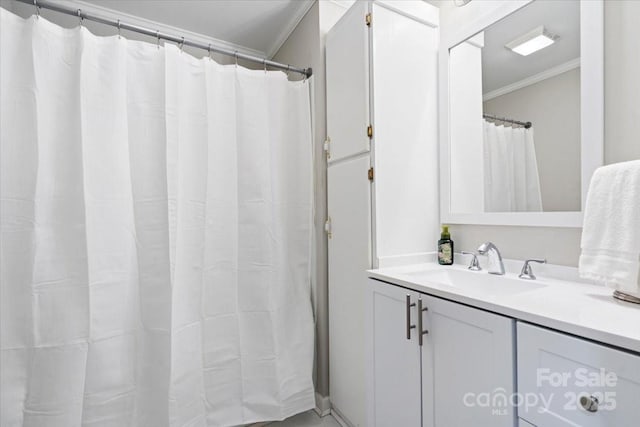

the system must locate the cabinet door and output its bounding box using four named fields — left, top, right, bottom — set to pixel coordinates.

left=328, top=154, right=372, bottom=427
left=421, top=295, right=516, bottom=427
left=325, top=1, right=370, bottom=162
left=366, top=279, right=422, bottom=427
left=518, top=322, right=640, bottom=427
